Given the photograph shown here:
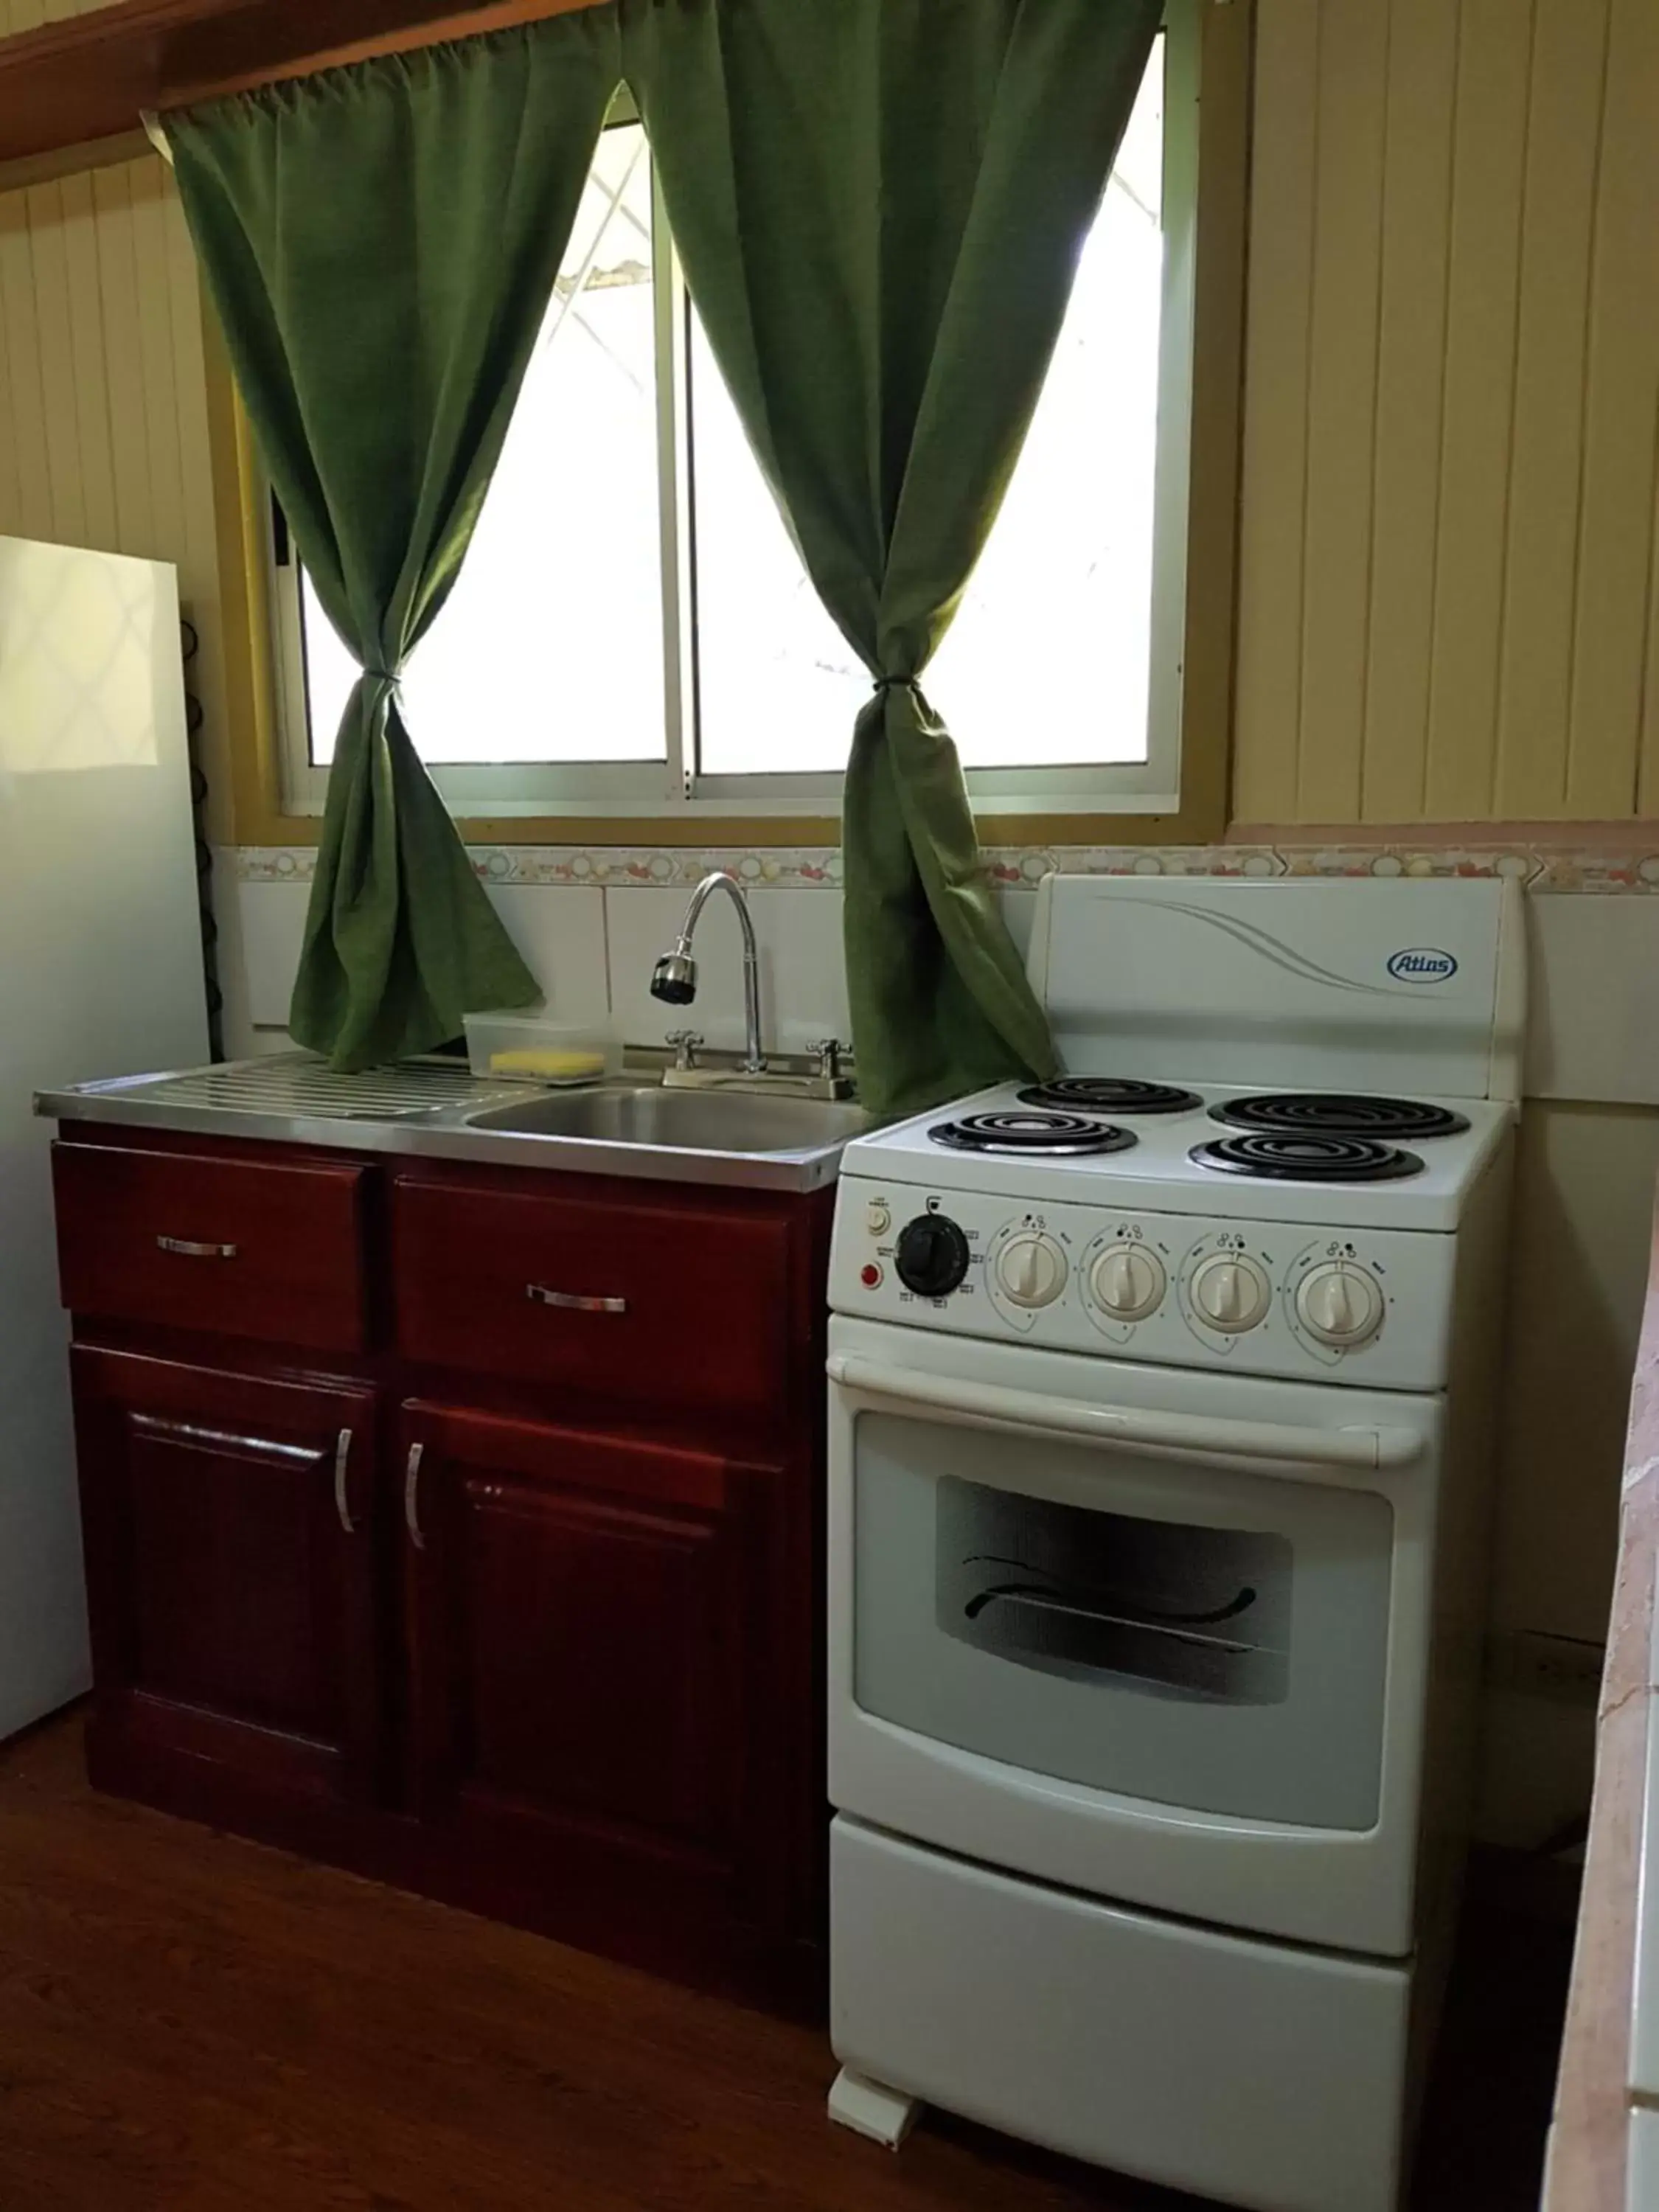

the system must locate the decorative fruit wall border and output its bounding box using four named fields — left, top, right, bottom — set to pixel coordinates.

left=232, top=839, right=1659, bottom=895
